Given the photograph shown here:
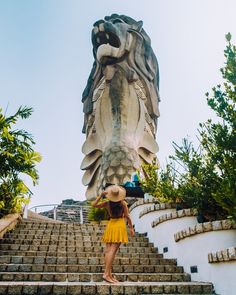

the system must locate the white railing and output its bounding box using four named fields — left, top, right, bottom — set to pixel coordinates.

left=23, top=203, right=90, bottom=224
